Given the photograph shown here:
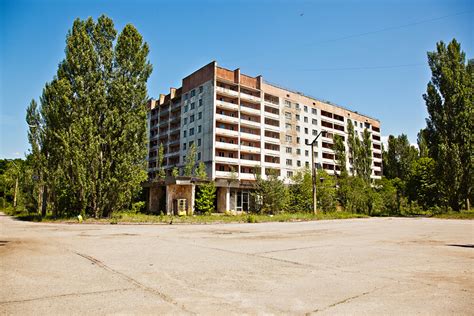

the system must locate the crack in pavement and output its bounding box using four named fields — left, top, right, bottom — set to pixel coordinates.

left=0, top=287, right=135, bottom=305
left=306, top=286, right=383, bottom=314
left=73, top=251, right=195, bottom=315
